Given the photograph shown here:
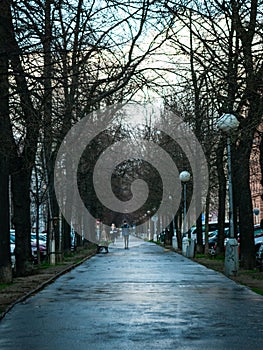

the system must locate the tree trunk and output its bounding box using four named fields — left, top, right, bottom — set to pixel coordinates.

left=62, top=216, right=71, bottom=254
left=0, top=159, right=12, bottom=283
left=42, top=0, right=58, bottom=260
left=175, top=212, right=182, bottom=250
left=234, top=131, right=255, bottom=269
left=46, top=159, right=61, bottom=261
left=12, top=169, right=33, bottom=276
left=195, top=214, right=203, bottom=254
left=204, top=191, right=210, bottom=255
left=168, top=220, right=174, bottom=245
left=4, top=0, right=39, bottom=276
left=0, top=0, right=12, bottom=283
